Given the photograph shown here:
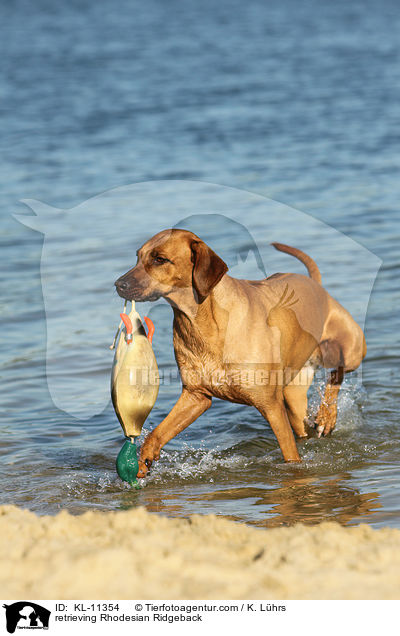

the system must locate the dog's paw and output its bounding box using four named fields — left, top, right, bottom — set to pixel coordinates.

left=314, top=404, right=337, bottom=437
left=137, top=459, right=150, bottom=478
left=137, top=436, right=161, bottom=478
